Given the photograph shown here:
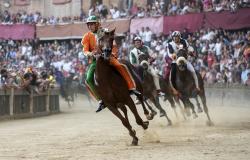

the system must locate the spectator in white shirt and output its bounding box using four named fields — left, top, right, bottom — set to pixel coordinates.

left=214, top=38, right=223, bottom=61
left=144, top=27, right=153, bottom=47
